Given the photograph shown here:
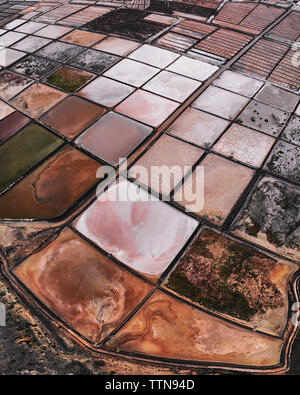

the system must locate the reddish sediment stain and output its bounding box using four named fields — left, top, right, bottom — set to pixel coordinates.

left=0, top=145, right=101, bottom=219
left=106, top=290, right=283, bottom=366
left=0, top=112, right=30, bottom=144
left=41, top=96, right=106, bottom=140
left=14, top=228, right=152, bottom=343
